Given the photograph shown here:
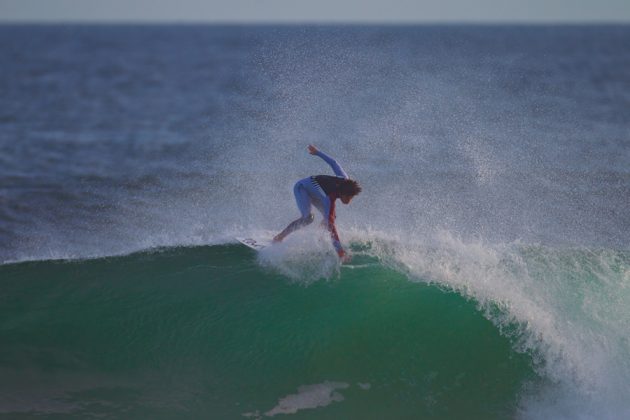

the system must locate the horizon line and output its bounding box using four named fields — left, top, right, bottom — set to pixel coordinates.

left=1, top=19, right=629, bottom=25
